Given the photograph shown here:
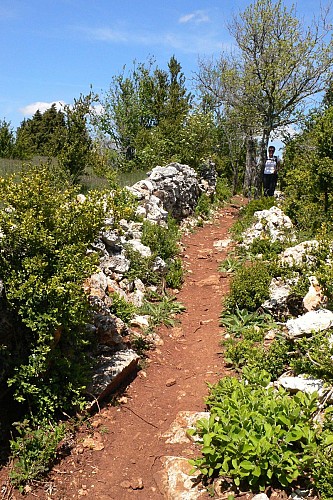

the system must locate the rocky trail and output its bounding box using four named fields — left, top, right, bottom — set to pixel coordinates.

left=2, top=198, right=245, bottom=500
